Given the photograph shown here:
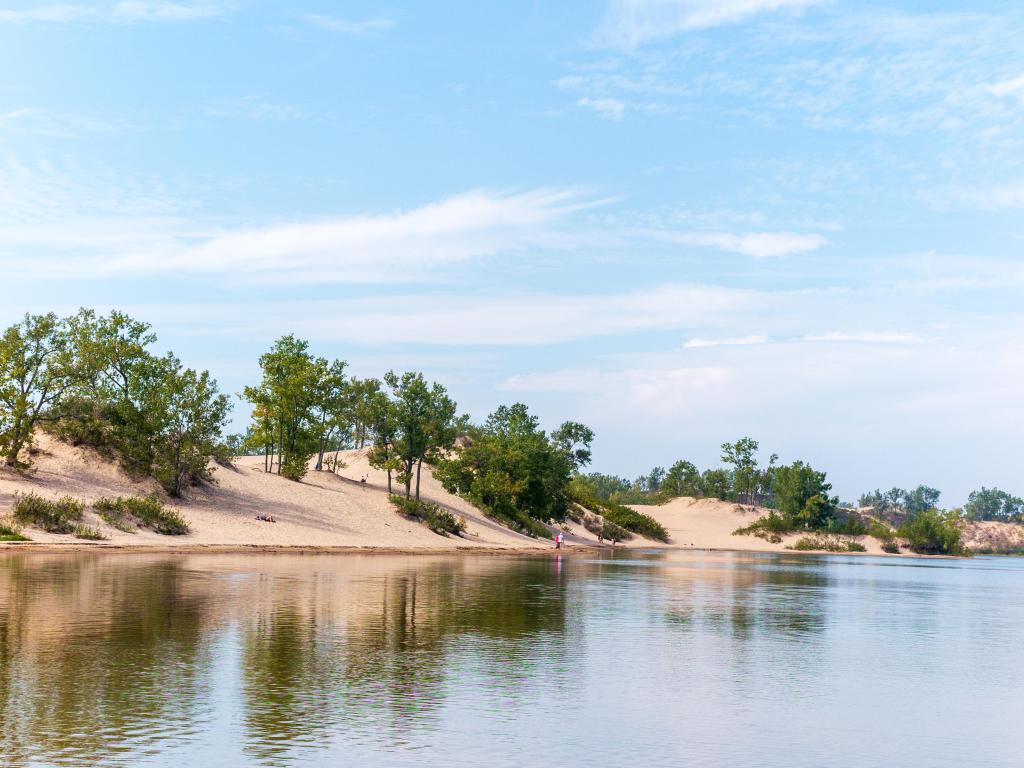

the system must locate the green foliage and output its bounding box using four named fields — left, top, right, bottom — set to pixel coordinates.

left=72, top=523, right=106, bottom=541
left=881, top=540, right=900, bottom=554
left=897, top=508, right=965, bottom=555
left=567, top=476, right=668, bottom=541
left=0, top=313, right=77, bottom=468
left=964, top=487, right=1024, bottom=522
left=0, top=517, right=30, bottom=541
left=867, top=519, right=896, bottom=541
left=389, top=495, right=465, bottom=536
left=859, top=486, right=942, bottom=522
left=733, top=512, right=790, bottom=542
left=663, top=460, right=702, bottom=497
left=436, top=403, right=589, bottom=538
left=93, top=495, right=190, bottom=535
left=773, top=462, right=839, bottom=529
left=581, top=511, right=631, bottom=542
left=383, top=370, right=461, bottom=501
left=13, top=492, right=84, bottom=533
left=790, top=534, right=866, bottom=553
